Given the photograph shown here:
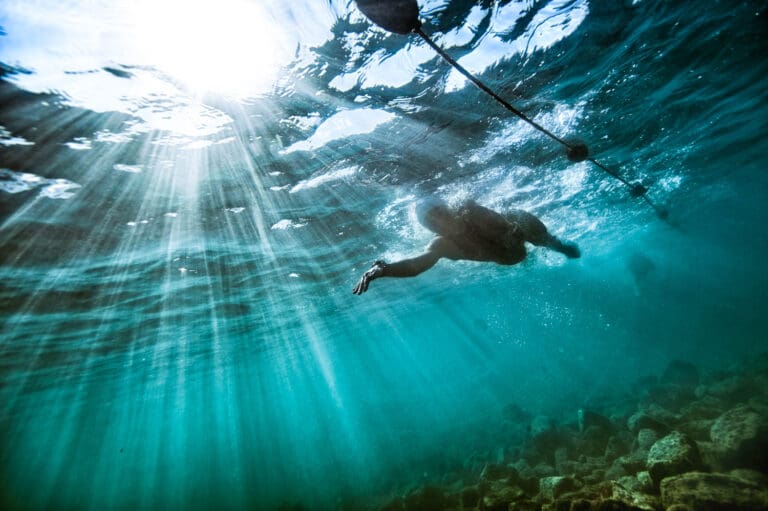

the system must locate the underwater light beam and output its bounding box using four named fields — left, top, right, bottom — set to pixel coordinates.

left=353, top=0, right=670, bottom=221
